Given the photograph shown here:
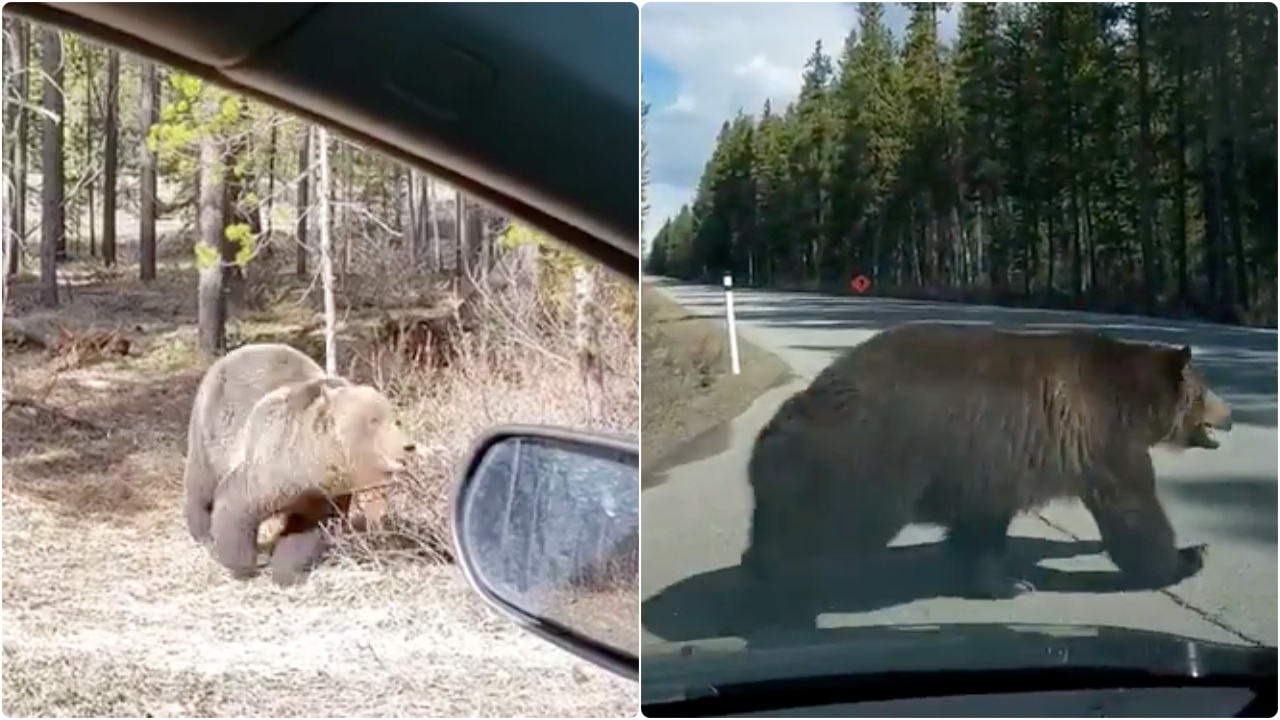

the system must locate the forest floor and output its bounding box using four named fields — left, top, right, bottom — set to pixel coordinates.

left=640, top=284, right=793, bottom=487
left=1, top=257, right=637, bottom=717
